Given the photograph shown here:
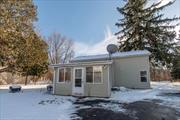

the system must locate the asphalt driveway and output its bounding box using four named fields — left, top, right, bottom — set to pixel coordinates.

left=74, top=98, right=180, bottom=120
